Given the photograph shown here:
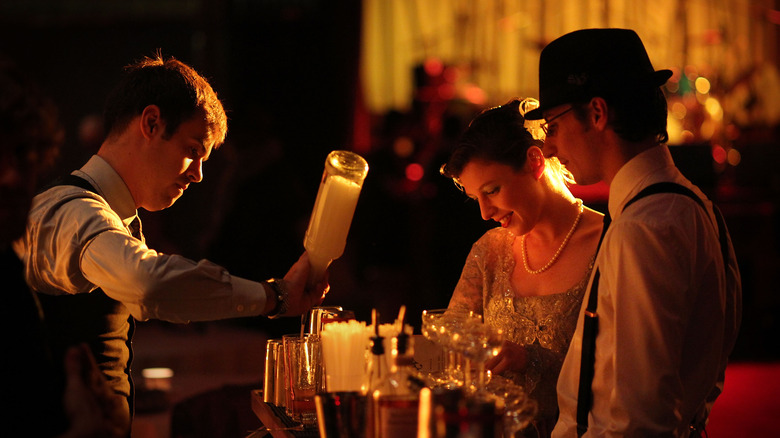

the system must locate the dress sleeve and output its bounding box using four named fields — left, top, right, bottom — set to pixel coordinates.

left=447, top=235, right=488, bottom=315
